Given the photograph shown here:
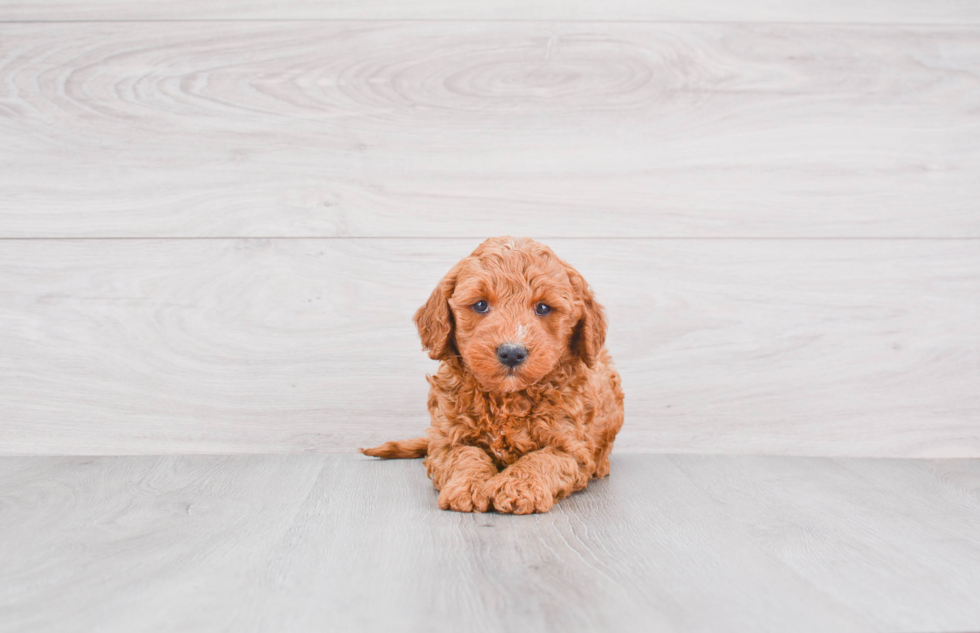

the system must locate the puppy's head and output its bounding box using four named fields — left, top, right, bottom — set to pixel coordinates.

left=414, top=236, right=606, bottom=392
